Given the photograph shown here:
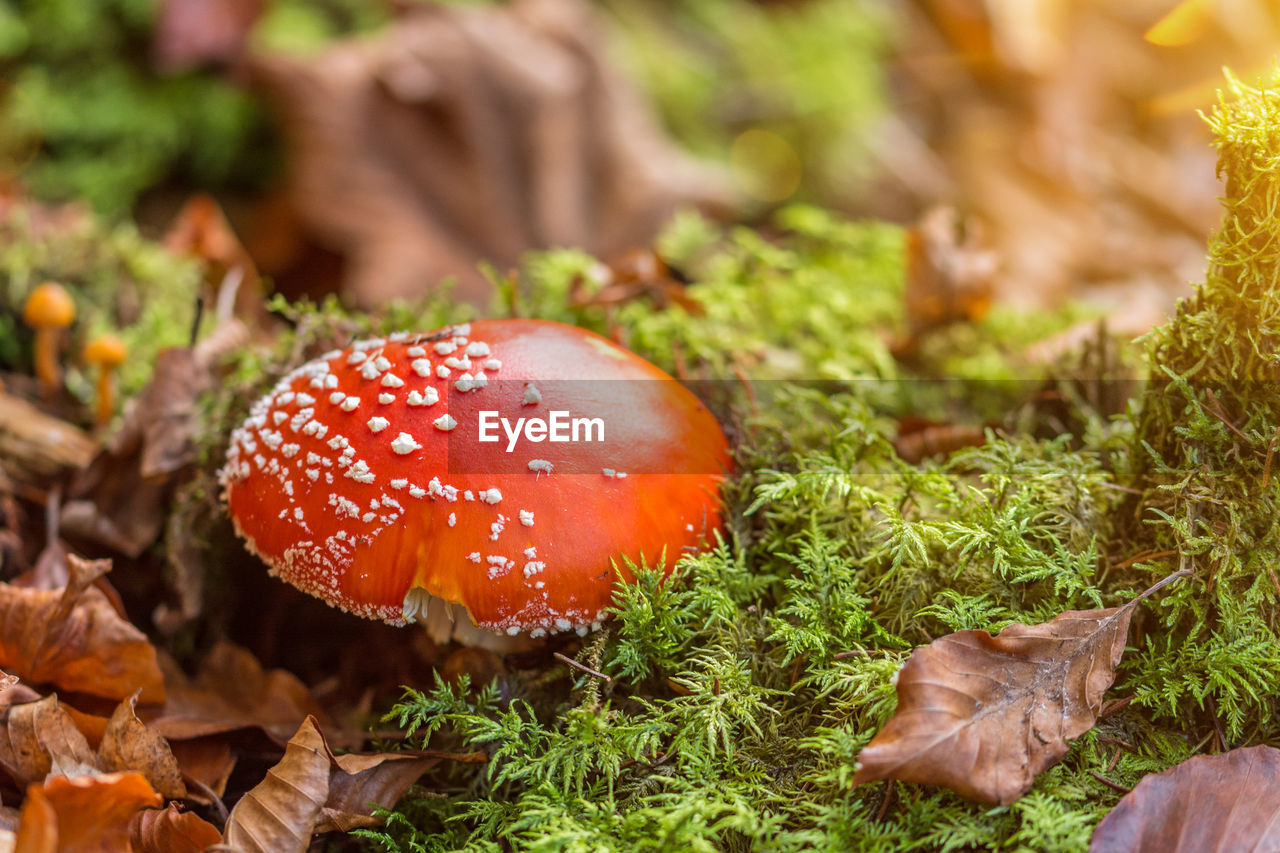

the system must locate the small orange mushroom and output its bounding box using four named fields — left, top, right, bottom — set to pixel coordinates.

left=83, top=334, right=128, bottom=427
left=22, top=282, right=76, bottom=397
